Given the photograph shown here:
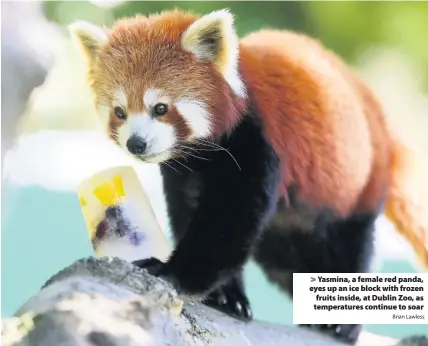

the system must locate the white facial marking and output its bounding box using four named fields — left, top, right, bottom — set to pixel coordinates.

left=143, top=89, right=159, bottom=109
left=175, top=99, right=212, bottom=138
left=117, top=113, right=176, bottom=161
left=114, top=88, right=127, bottom=108
left=143, top=88, right=170, bottom=110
